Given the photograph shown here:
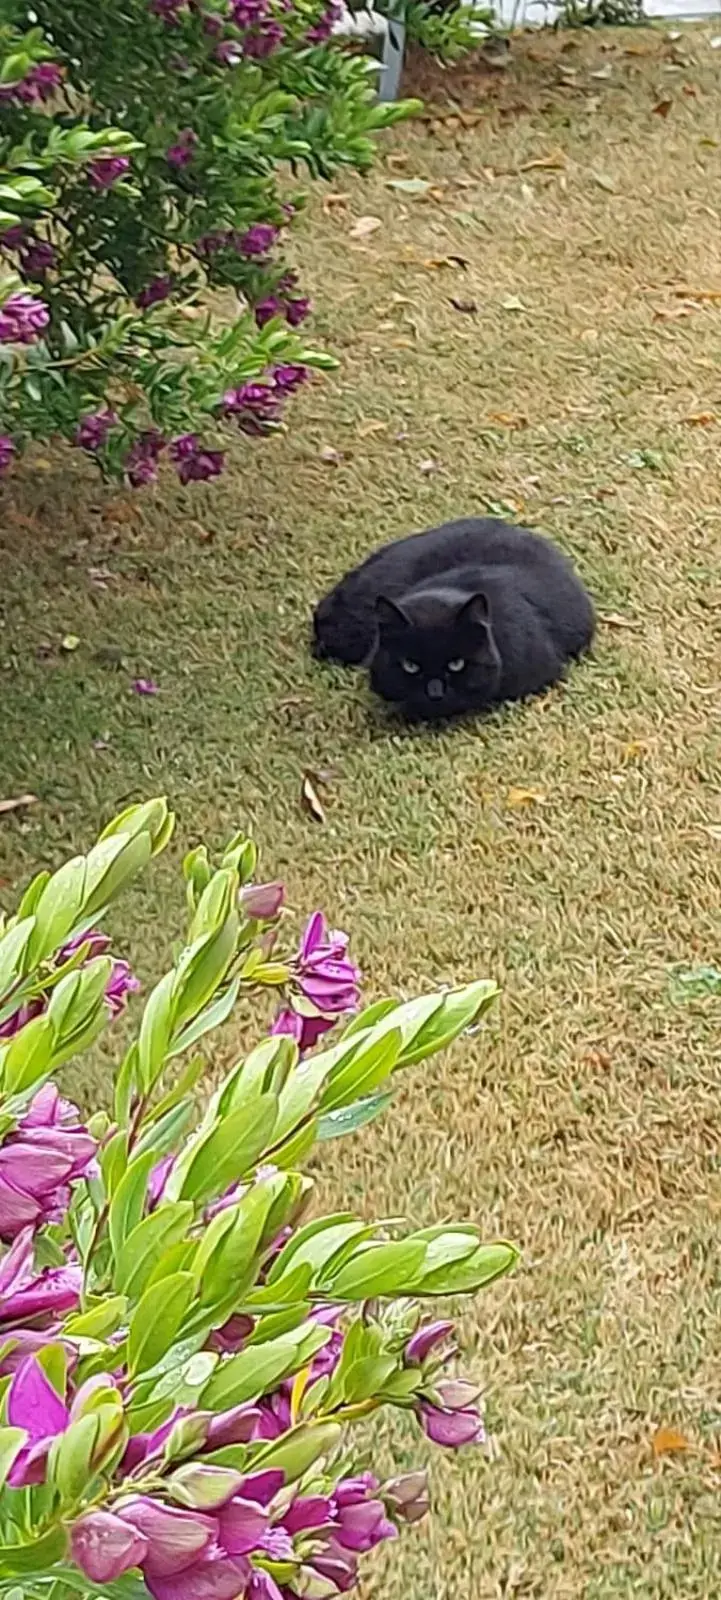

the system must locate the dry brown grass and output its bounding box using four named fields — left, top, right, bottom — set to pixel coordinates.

left=3, top=22, right=721, bottom=1595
